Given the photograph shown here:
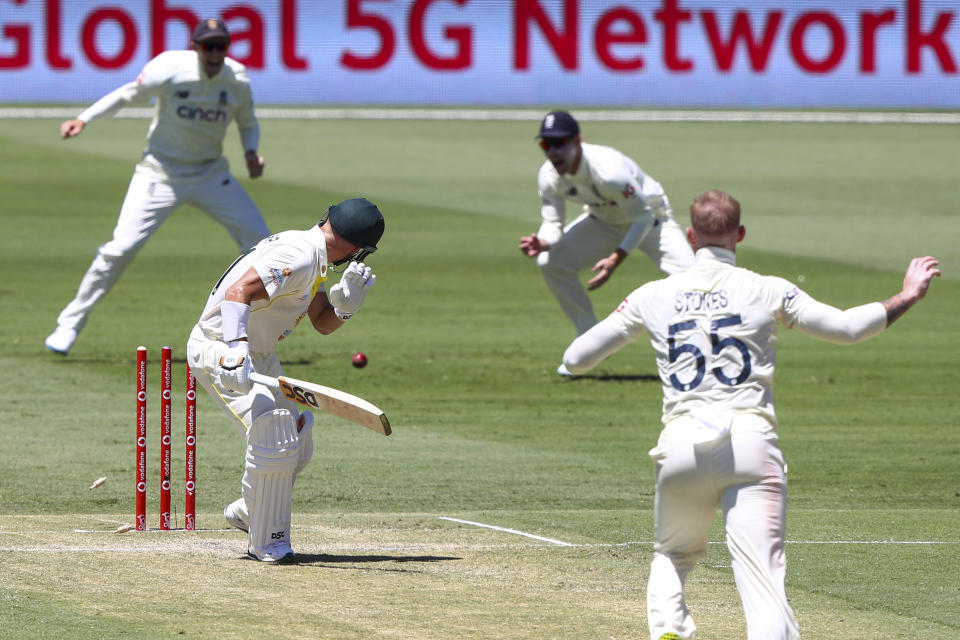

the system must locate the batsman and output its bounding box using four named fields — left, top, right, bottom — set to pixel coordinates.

left=186, top=198, right=385, bottom=563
